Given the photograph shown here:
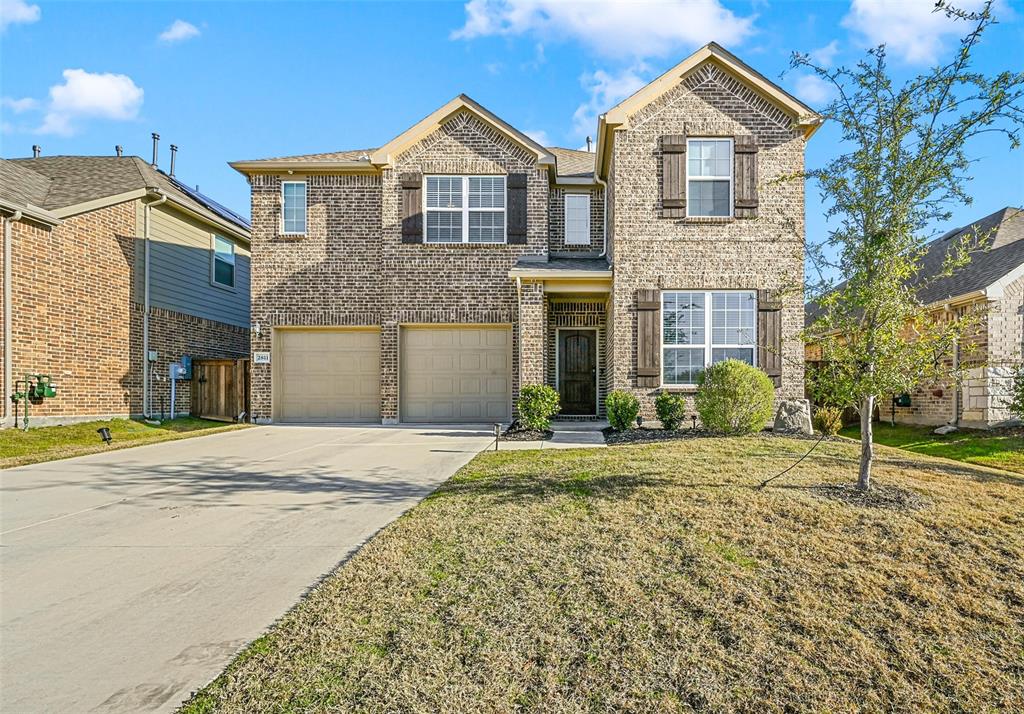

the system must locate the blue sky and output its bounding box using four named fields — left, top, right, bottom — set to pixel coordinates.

left=2, top=0, right=1022, bottom=271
